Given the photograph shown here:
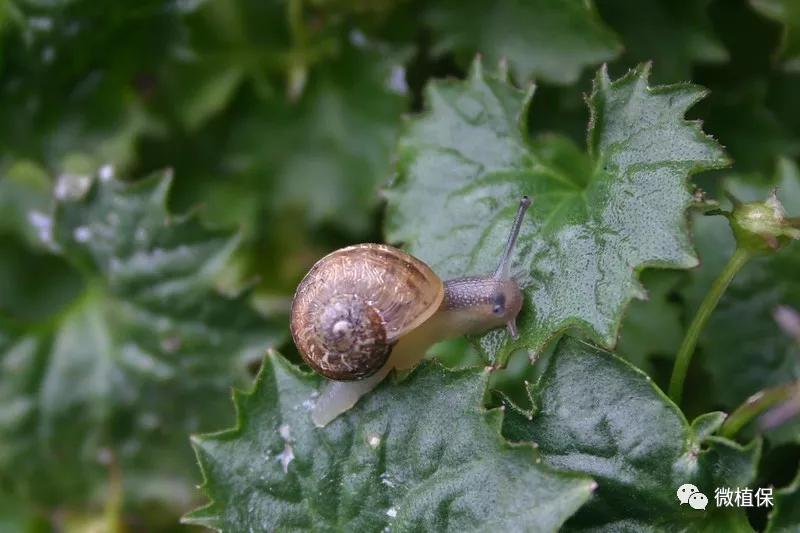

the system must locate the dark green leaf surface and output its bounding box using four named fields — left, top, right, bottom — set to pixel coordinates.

left=688, top=158, right=800, bottom=410
left=425, top=0, right=621, bottom=85
left=220, top=44, right=408, bottom=236
left=598, top=0, right=728, bottom=83
left=698, top=81, right=800, bottom=176
left=751, top=0, right=800, bottom=71
left=386, top=60, right=729, bottom=363
left=186, top=353, right=595, bottom=532
left=504, top=338, right=760, bottom=531
left=617, top=269, right=684, bottom=373
left=766, top=468, right=800, bottom=532
left=0, top=160, right=50, bottom=246
left=157, top=0, right=290, bottom=130
left=0, top=1, right=174, bottom=171
left=0, top=170, right=282, bottom=511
